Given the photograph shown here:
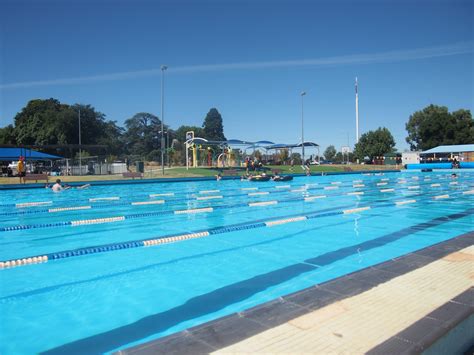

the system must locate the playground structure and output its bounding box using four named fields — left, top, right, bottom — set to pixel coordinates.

left=184, top=134, right=320, bottom=170
left=185, top=137, right=244, bottom=170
